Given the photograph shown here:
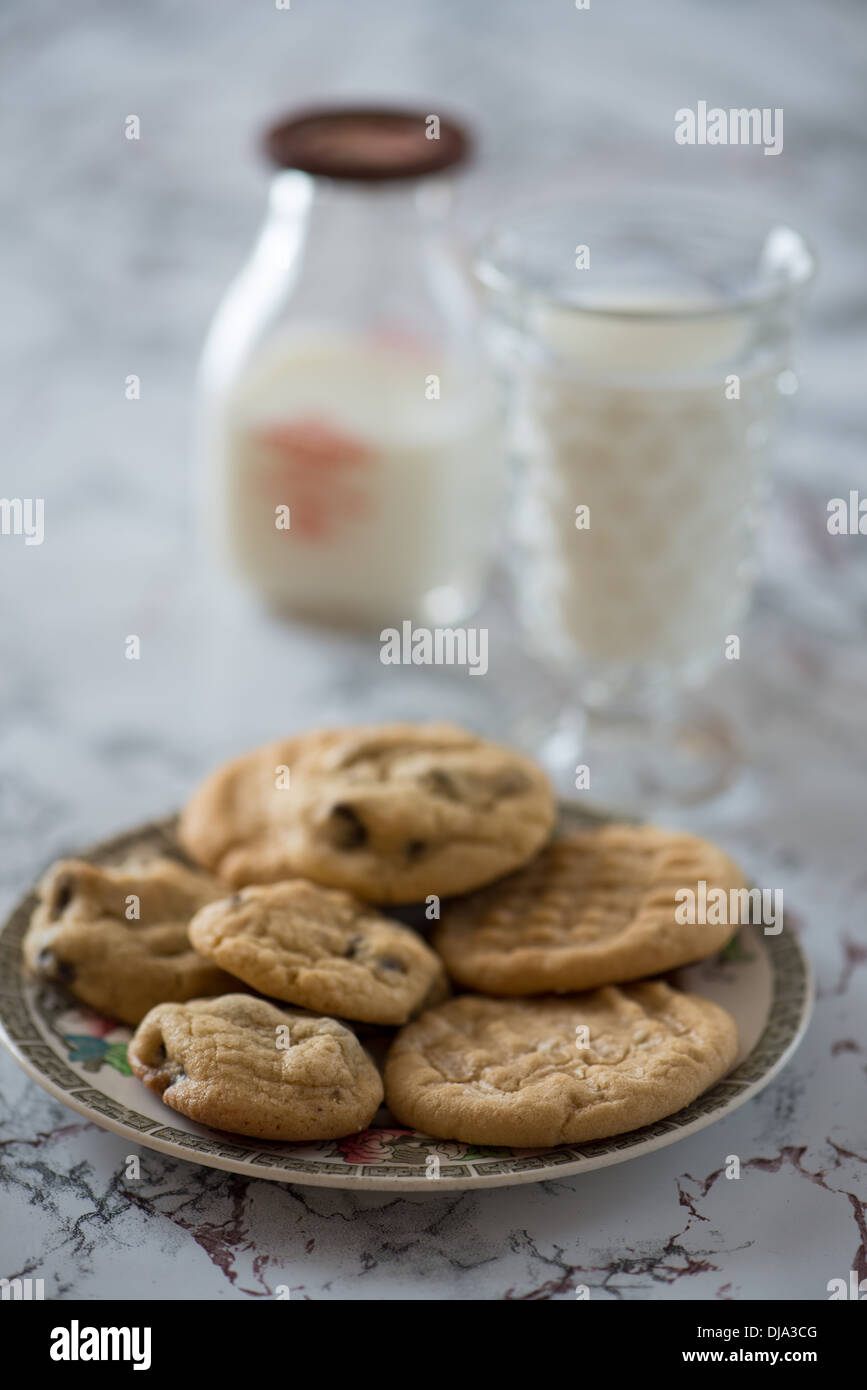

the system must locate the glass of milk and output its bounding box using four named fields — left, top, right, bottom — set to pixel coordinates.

left=197, top=107, right=503, bottom=629
left=478, top=194, right=815, bottom=804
